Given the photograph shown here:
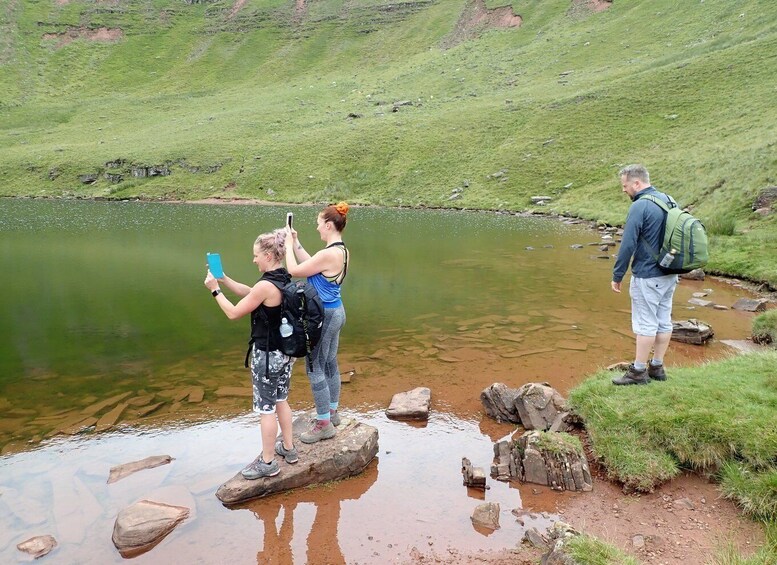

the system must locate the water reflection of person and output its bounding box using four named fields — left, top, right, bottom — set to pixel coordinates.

left=250, top=462, right=378, bottom=565
left=204, top=230, right=298, bottom=480
left=284, top=203, right=350, bottom=445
